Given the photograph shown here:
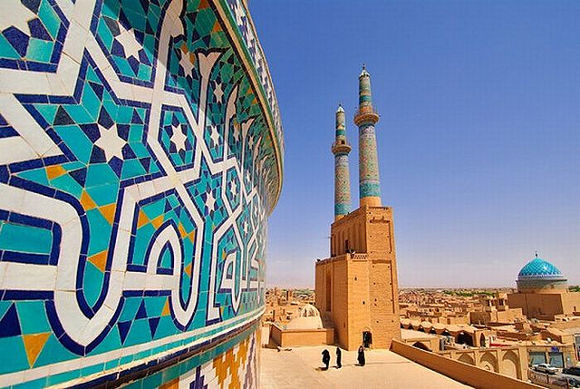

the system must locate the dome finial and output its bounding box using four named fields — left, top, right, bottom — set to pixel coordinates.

left=535, top=250, right=538, bottom=258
